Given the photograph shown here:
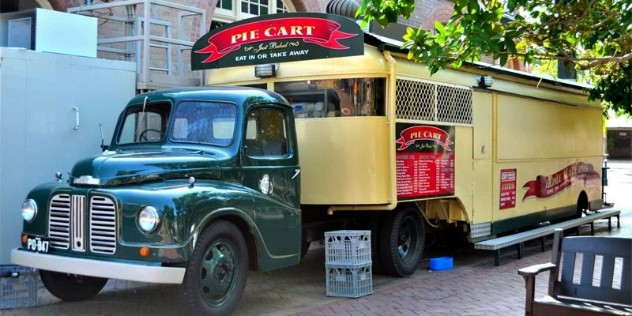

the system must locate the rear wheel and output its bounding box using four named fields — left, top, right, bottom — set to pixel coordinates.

left=369, top=216, right=385, bottom=275
left=180, top=220, right=248, bottom=316
left=552, top=193, right=590, bottom=224
left=576, top=193, right=590, bottom=217
left=39, top=270, right=107, bottom=302
left=379, top=207, right=425, bottom=277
